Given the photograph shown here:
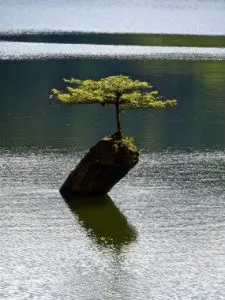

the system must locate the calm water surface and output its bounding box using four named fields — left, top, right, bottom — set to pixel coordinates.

left=1, top=148, right=225, bottom=299
left=1, top=54, right=225, bottom=299
left=1, top=0, right=225, bottom=35
left=1, top=1, right=225, bottom=299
